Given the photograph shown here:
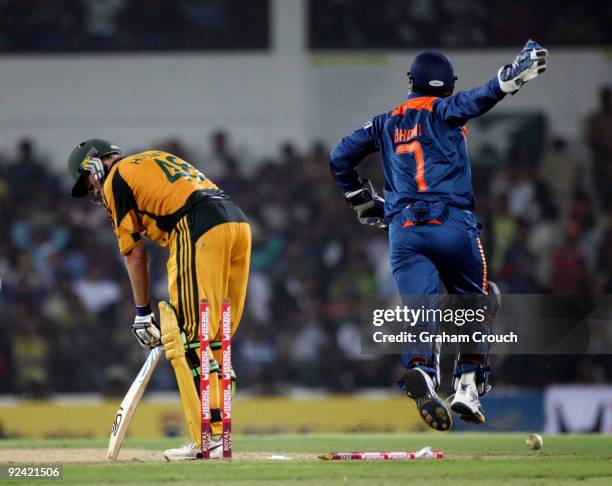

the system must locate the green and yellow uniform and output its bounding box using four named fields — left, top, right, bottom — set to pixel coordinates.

left=103, top=150, right=250, bottom=436
left=103, top=150, right=250, bottom=342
